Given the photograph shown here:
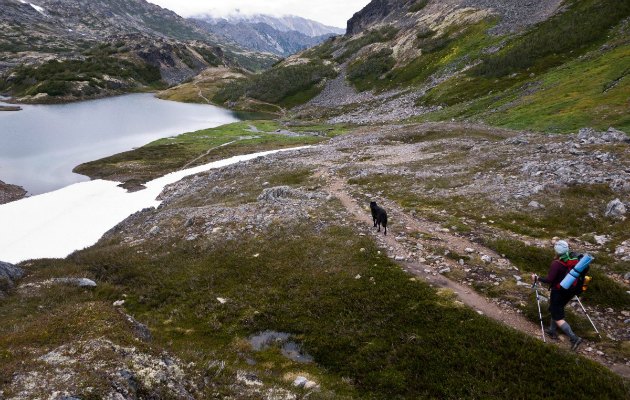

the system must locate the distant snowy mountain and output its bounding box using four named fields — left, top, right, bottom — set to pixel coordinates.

left=226, top=14, right=345, bottom=37
left=192, top=14, right=343, bottom=57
